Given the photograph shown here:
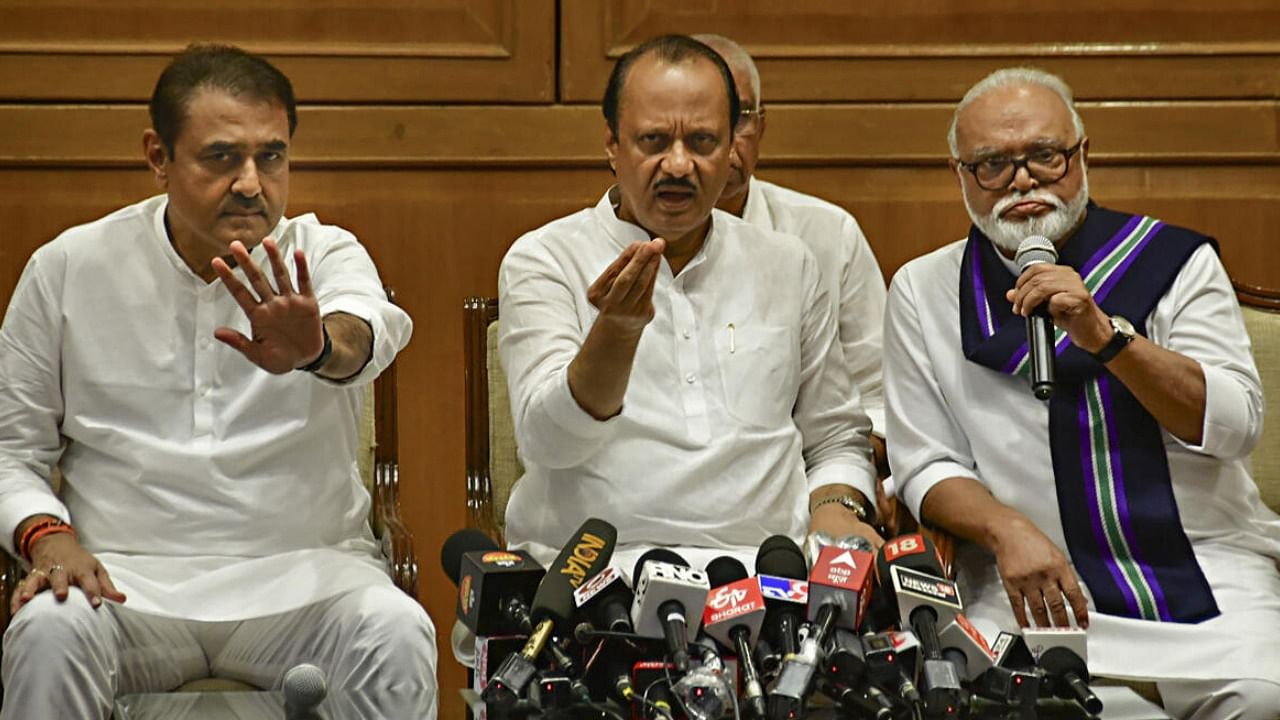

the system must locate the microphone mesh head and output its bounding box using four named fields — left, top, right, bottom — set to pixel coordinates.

left=283, top=663, right=327, bottom=709
left=705, top=555, right=749, bottom=587
left=1015, top=235, right=1058, bottom=272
